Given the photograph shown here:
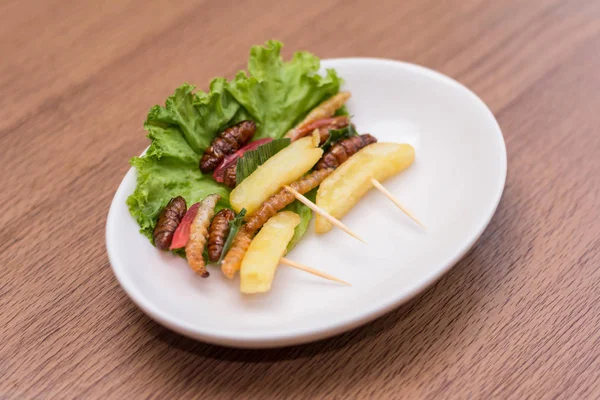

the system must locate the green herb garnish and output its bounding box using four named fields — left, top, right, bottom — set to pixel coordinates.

left=217, top=208, right=247, bottom=264
left=320, top=123, right=358, bottom=150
